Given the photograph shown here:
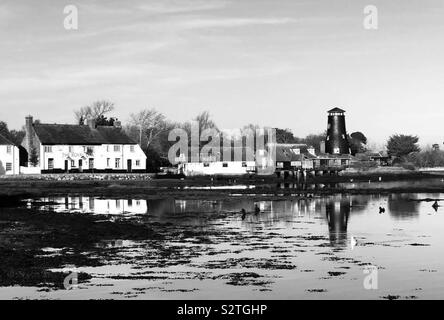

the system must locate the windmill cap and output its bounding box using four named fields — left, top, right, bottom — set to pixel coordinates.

left=328, top=107, right=346, bottom=113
